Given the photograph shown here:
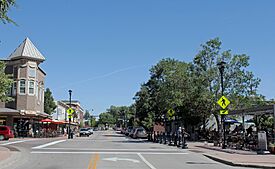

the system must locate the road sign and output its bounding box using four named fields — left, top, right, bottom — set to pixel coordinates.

left=66, top=108, right=74, bottom=115
left=167, top=109, right=175, bottom=117
left=220, top=110, right=229, bottom=115
left=217, top=96, right=230, bottom=109
left=68, top=115, right=72, bottom=119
